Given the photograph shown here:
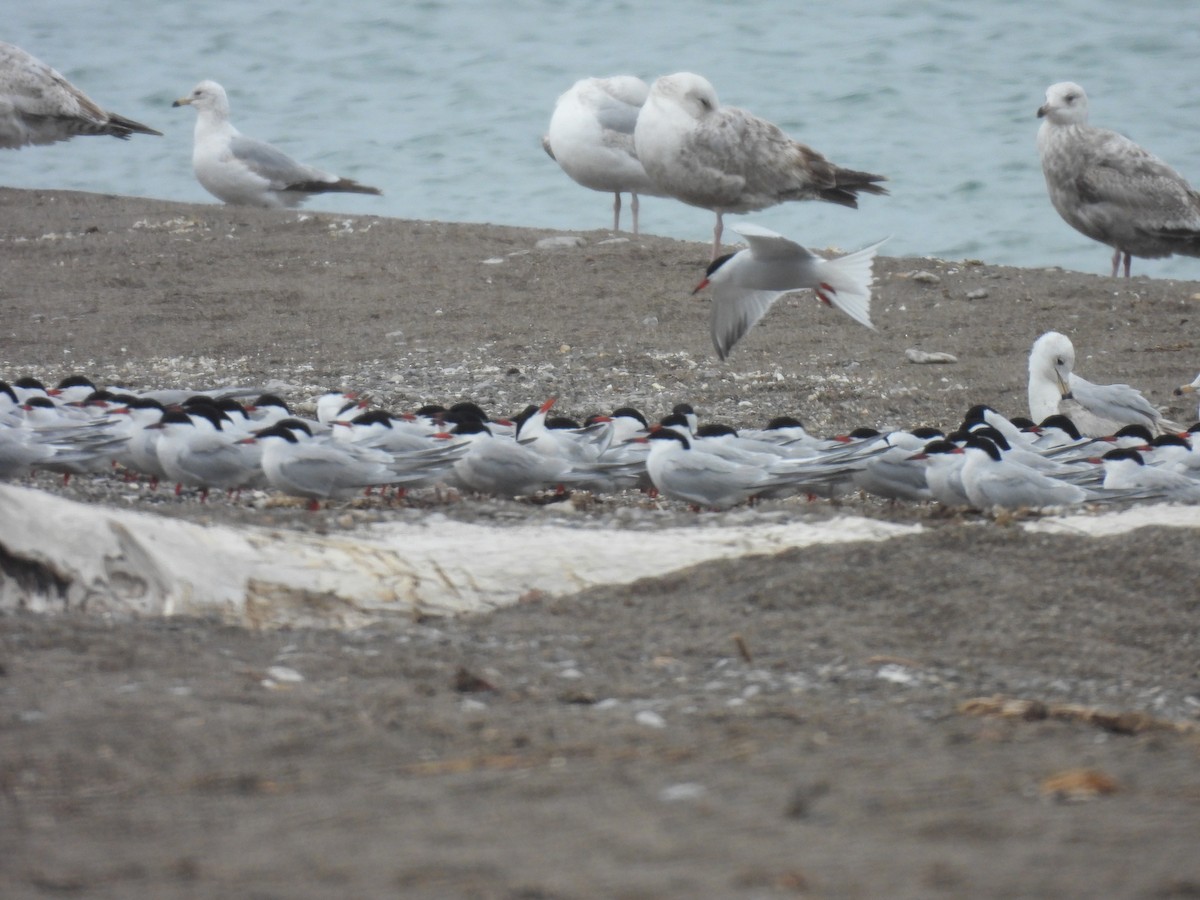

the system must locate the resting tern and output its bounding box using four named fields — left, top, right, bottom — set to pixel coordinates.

left=639, top=428, right=792, bottom=509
